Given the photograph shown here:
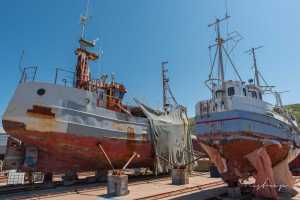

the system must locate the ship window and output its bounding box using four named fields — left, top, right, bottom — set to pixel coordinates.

left=119, top=91, right=125, bottom=99
left=98, top=90, right=104, bottom=100
left=258, top=92, right=262, bottom=100
left=243, top=88, right=247, bottom=96
left=228, top=87, right=235, bottom=96
left=215, top=90, right=224, bottom=98
left=251, top=91, right=257, bottom=99
left=113, top=89, right=120, bottom=99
